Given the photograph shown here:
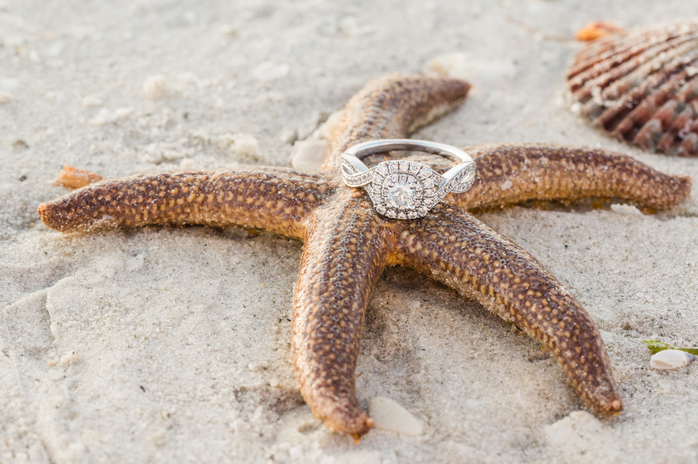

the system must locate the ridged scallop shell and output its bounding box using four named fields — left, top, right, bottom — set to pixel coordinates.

left=567, top=21, right=698, bottom=156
